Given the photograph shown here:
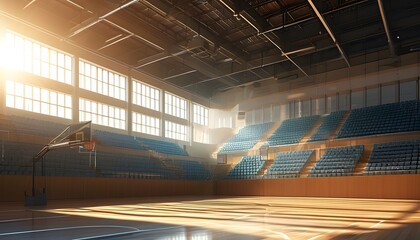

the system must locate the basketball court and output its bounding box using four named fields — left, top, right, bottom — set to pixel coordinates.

left=0, top=196, right=419, bottom=239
